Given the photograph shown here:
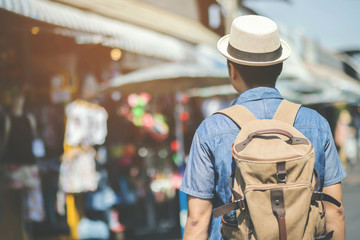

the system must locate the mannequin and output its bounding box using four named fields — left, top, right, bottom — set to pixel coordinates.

left=2, top=93, right=36, bottom=165
left=0, top=92, right=43, bottom=240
